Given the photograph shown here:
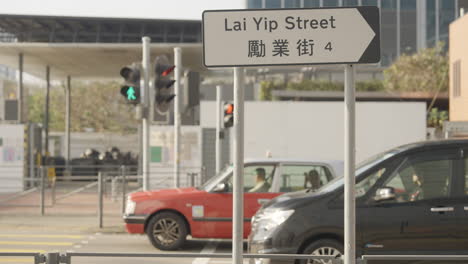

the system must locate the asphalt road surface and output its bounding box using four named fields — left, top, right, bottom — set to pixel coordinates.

left=0, top=231, right=246, bottom=264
